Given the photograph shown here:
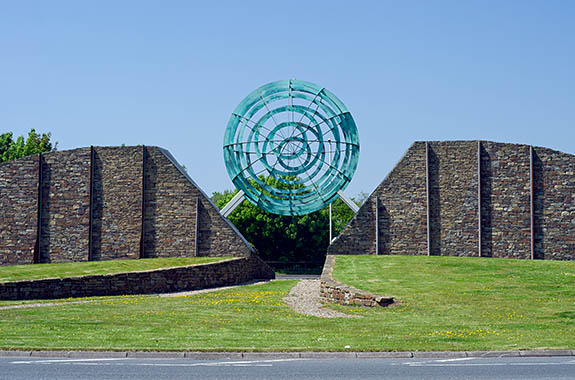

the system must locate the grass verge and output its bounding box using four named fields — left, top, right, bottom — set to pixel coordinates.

left=0, top=257, right=232, bottom=283
left=0, top=255, right=573, bottom=351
